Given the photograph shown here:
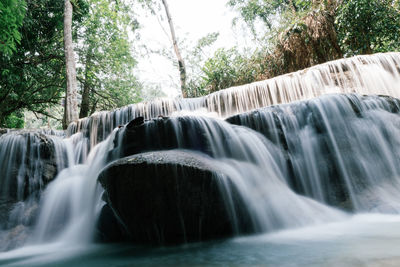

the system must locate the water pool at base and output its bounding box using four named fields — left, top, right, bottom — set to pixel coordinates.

left=2, top=214, right=400, bottom=267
